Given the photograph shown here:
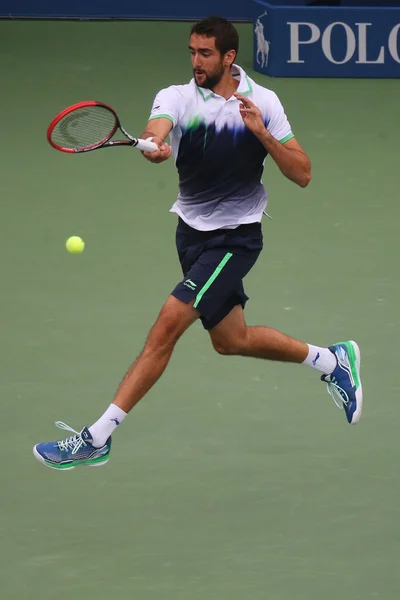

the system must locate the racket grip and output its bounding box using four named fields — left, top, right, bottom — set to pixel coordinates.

left=135, top=138, right=159, bottom=152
